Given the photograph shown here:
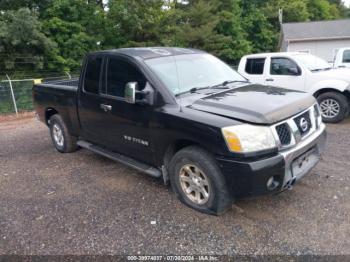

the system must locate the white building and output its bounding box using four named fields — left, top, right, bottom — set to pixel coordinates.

left=279, top=19, right=350, bottom=63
